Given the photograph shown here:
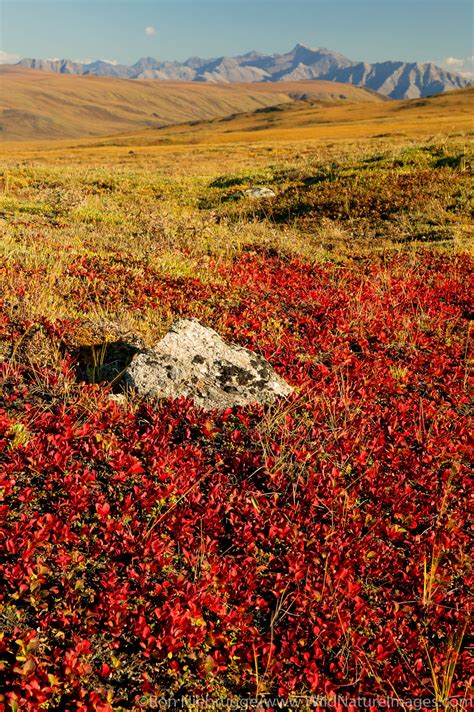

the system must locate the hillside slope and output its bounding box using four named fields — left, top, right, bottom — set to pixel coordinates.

left=0, top=68, right=382, bottom=141
left=94, top=85, right=474, bottom=147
